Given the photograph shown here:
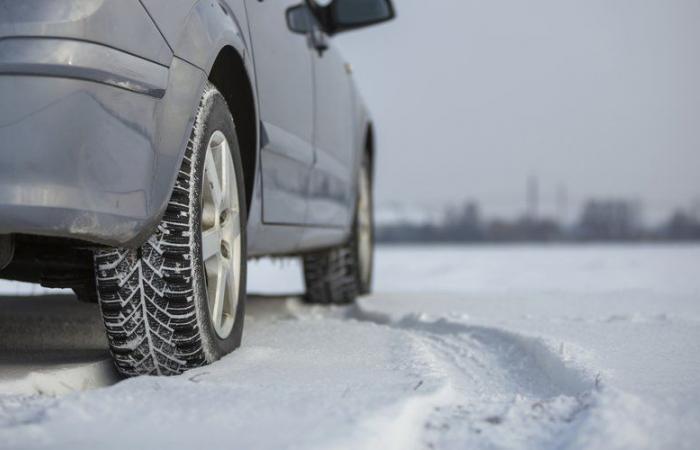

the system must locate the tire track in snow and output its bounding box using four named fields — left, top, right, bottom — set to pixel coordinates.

left=287, top=299, right=601, bottom=449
